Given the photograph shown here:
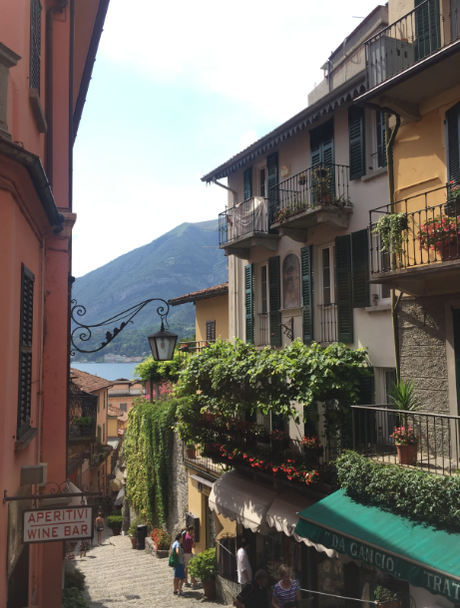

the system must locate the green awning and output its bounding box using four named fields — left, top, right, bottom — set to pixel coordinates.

left=295, top=489, right=460, bottom=602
